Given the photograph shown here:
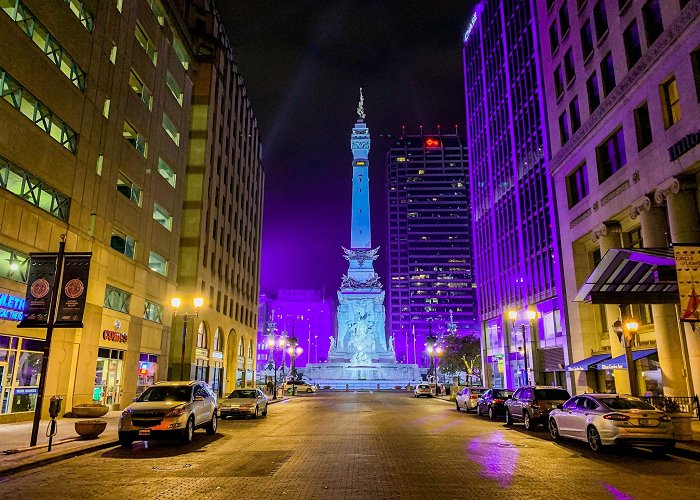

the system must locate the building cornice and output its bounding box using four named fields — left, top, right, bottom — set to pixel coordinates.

left=550, top=0, right=700, bottom=174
